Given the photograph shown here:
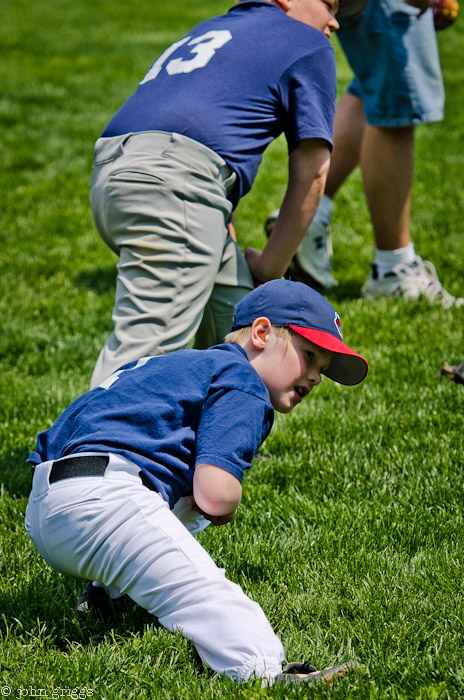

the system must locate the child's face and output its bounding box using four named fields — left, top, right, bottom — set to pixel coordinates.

left=284, top=0, right=340, bottom=38
left=258, top=329, right=333, bottom=413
